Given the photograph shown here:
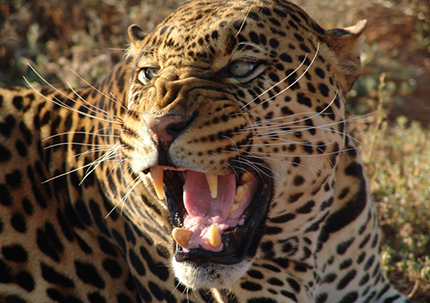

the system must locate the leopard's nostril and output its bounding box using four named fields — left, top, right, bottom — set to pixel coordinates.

left=144, top=114, right=192, bottom=148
